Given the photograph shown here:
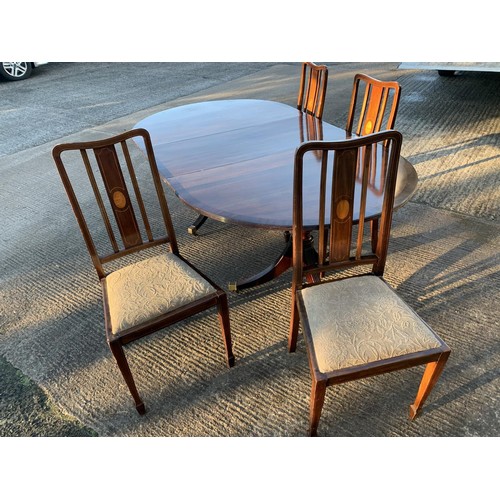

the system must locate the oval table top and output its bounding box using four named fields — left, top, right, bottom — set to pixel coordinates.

left=134, top=99, right=417, bottom=230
